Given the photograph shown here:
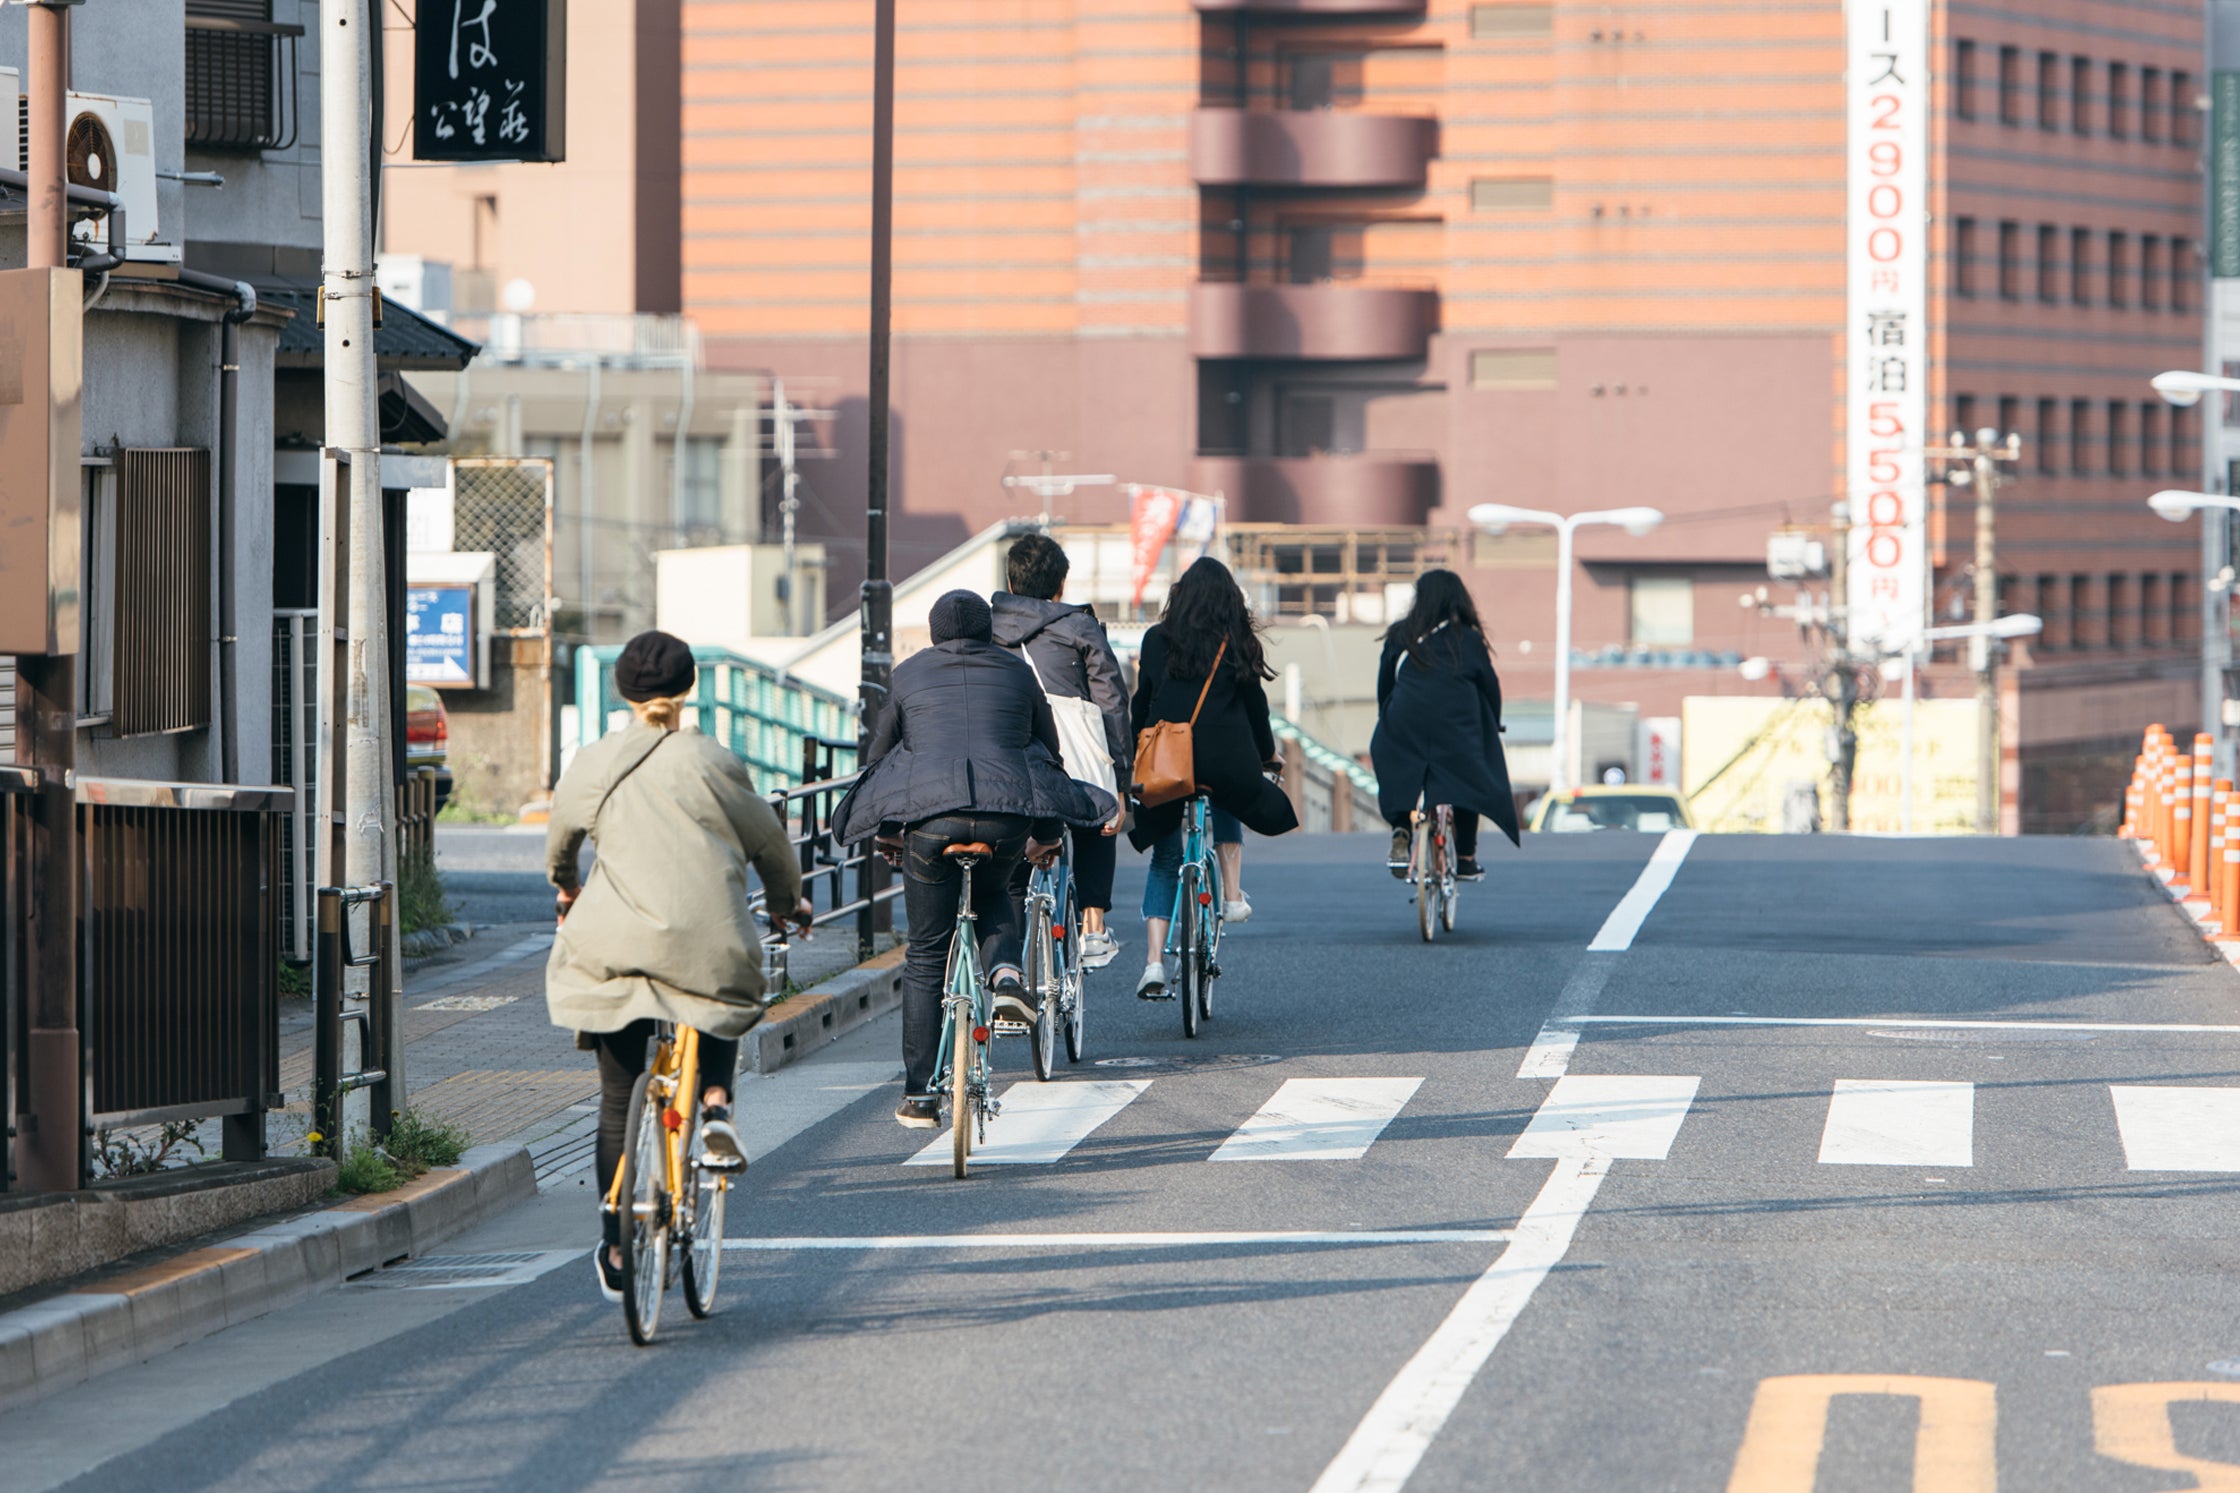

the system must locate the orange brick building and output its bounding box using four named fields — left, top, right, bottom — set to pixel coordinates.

left=664, top=0, right=2210, bottom=829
